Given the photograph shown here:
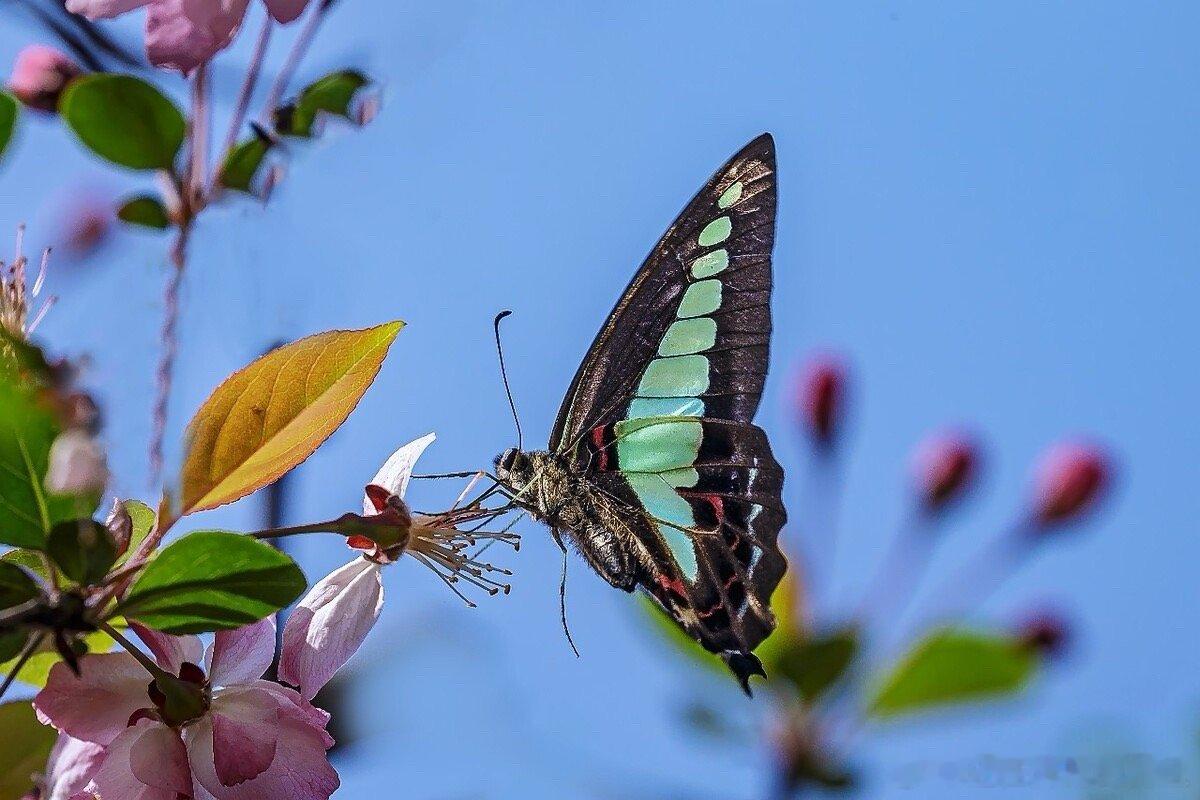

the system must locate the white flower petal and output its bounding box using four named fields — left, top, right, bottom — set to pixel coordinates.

left=363, top=432, right=435, bottom=513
